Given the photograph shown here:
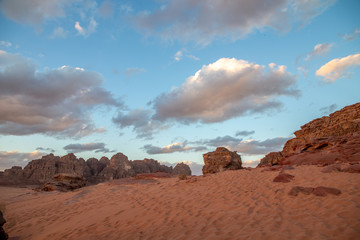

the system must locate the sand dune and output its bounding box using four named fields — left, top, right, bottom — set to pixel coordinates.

left=1, top=165, right=359, bottom=240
